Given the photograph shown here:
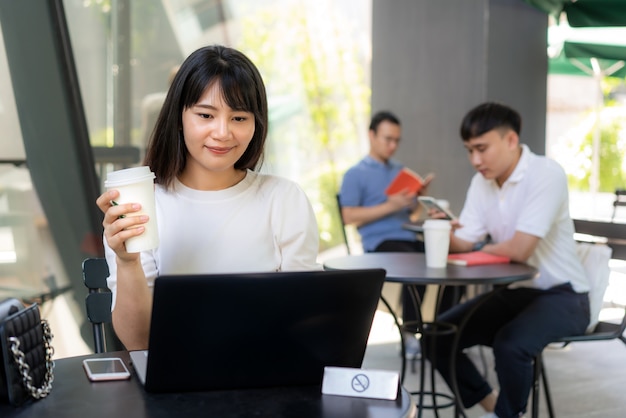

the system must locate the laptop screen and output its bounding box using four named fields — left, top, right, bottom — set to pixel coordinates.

left=140, top=268, right=385, bottom=393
